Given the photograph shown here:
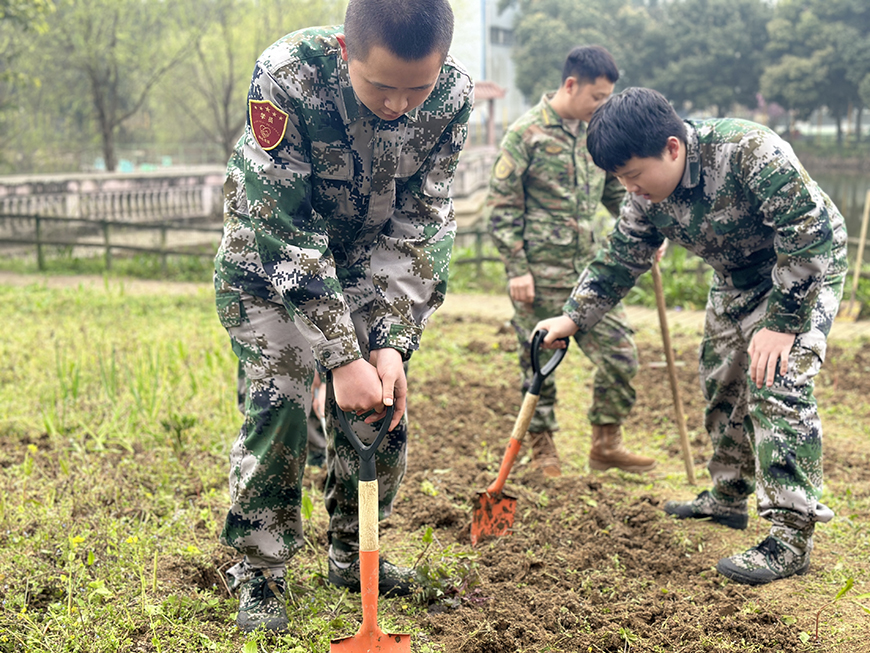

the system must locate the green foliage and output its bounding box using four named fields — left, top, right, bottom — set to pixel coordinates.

left=0, top=250, right=215, bottom=282
left=627, top=246, right=713, bottom=311
left=449, top=241, right=507, bottom=295
left=0, top=0, right=54, bottom=29
left=763, top=0, right=870, bottom=136
left=639, top=0, right=773, bottom=115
